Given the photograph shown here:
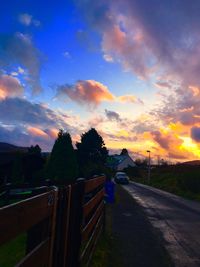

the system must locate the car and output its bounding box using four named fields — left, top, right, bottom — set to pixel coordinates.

left=114, top=172, right=129, bottom=184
